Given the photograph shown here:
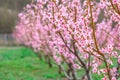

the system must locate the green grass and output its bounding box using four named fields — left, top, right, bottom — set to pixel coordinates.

left=0, top=47, right=116, bottom=80
left=0, top=47, right=104, bottom=80
left=0, top=47, right=63, bottom=80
